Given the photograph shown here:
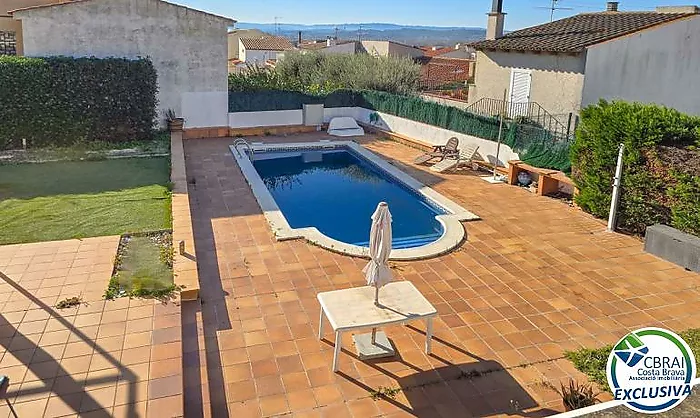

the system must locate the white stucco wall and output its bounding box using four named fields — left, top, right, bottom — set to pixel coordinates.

left=243, top=49, right=282, bottom=63
left=324, top=107, right=518, bottom=167
left=582, top=15, right=700, bottom=115
left=319, top=42, right=358, bottom=55
left=360, top=41, right=423, bottom=58
left=387, top=42, right=424, bottom=58
left=229, top=110, right=303, bottom=128
left=182, top=92, right=229, bottom=128
left=470, top=50, right=586, bottom=120
left=14, top=0, right=232, bottom=125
